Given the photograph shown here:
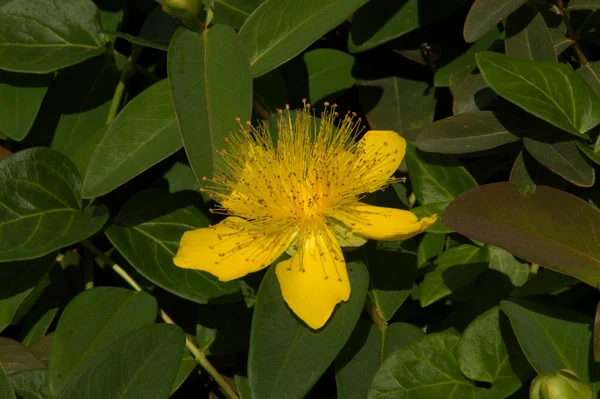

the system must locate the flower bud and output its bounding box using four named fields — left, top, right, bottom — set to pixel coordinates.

left=161, top=0, right=203, bottom=23
left=530, top=370, right=592, bottom=399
